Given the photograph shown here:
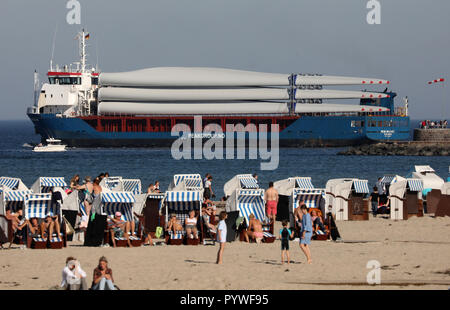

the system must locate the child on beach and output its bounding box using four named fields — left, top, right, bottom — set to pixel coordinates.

left=279, top=220, right=294, bottom=265
left=216, top=211, right=227, bottom=264
left=299, top=205, right=313, bottom=264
